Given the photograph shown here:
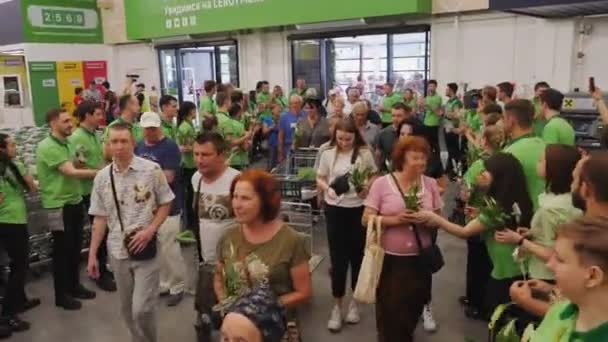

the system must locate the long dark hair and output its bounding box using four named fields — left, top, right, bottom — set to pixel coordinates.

left=0, top=134, right=28, bottom=190
left=484, top=153, right=533, bottom=228
left=331, top=118, right=367, bottom=157
left=177, top=101, right=196, bottom=126
left=545, top=144, right=581, bottom=195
